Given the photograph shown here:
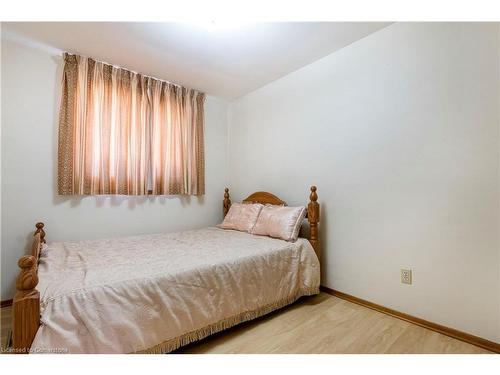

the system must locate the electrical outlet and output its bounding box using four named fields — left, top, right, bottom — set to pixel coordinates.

left=401, top=269, right=412, bottom=285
